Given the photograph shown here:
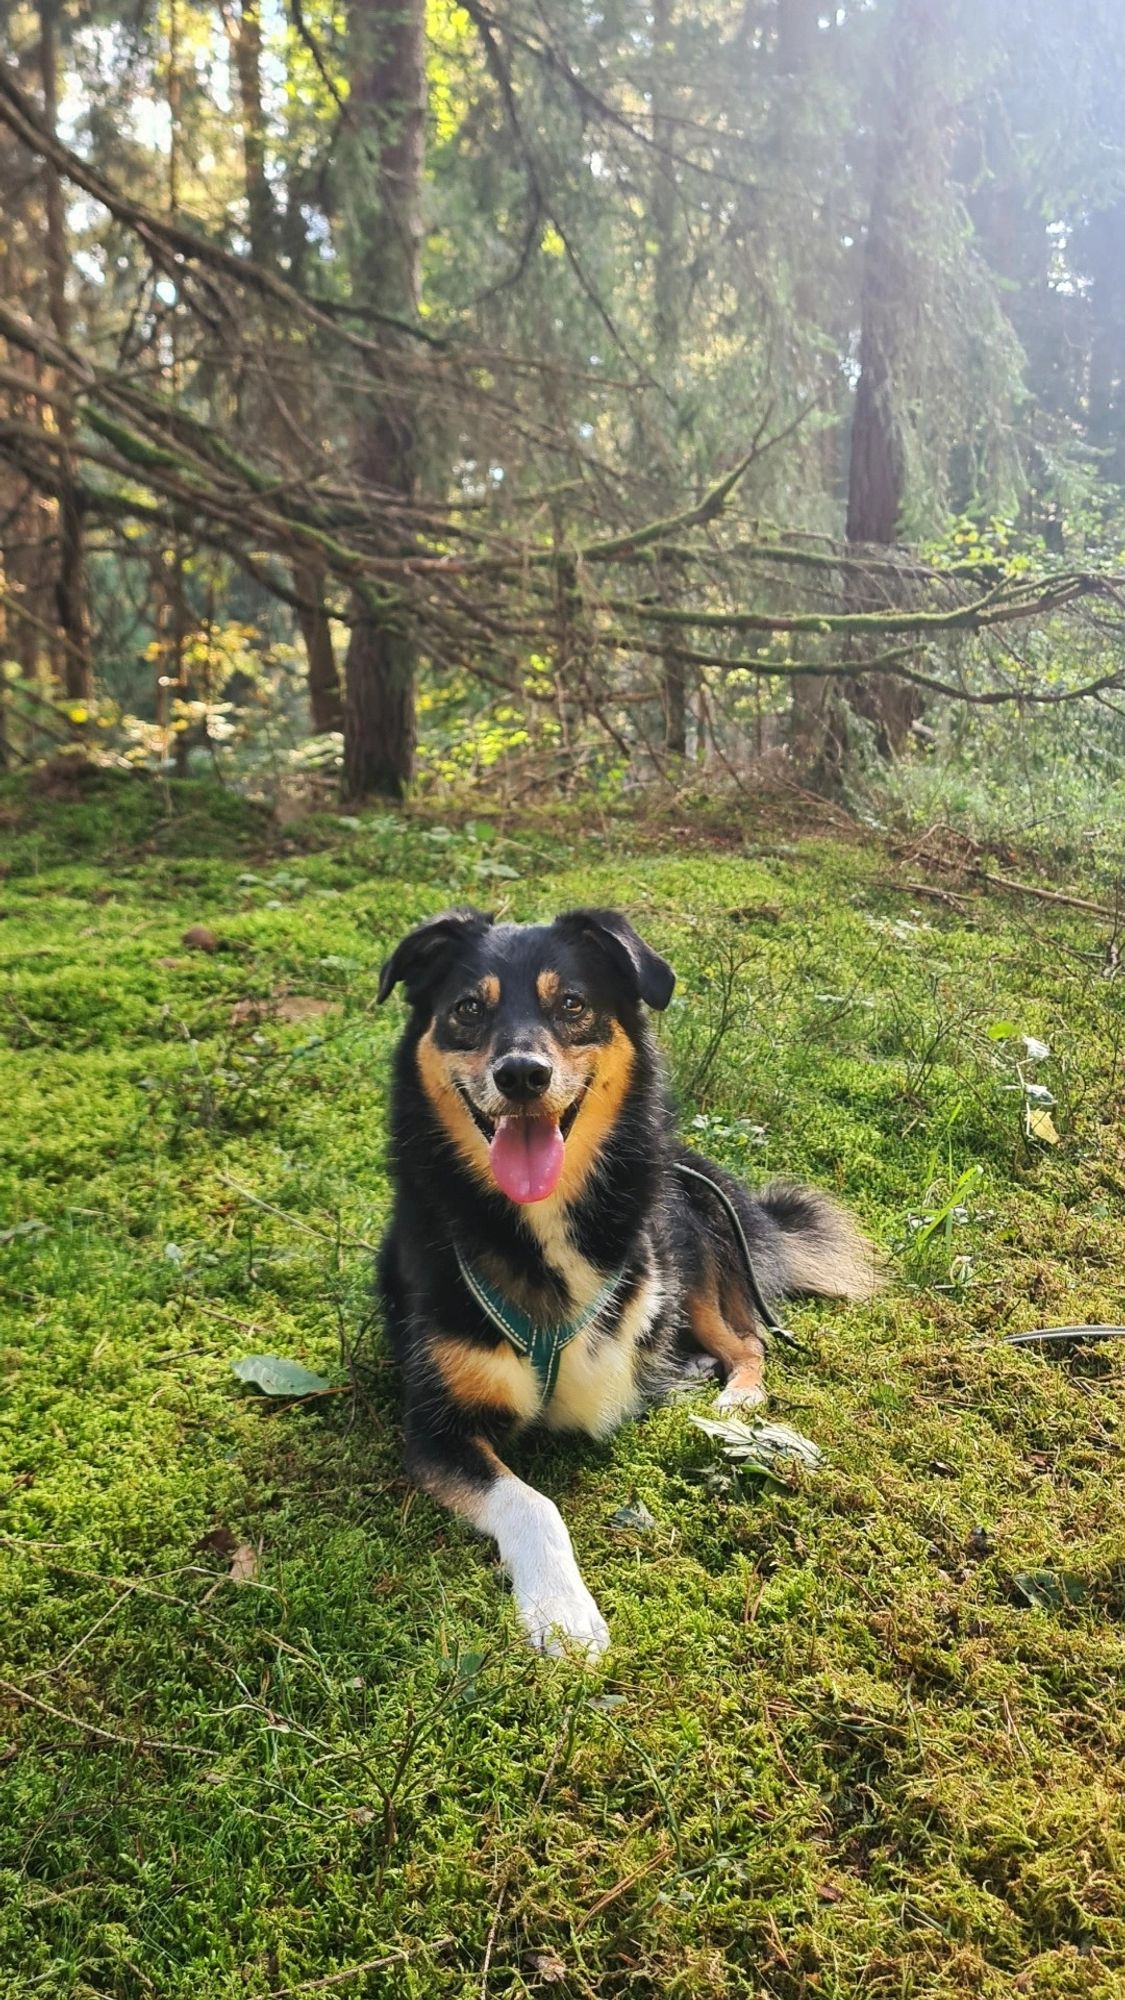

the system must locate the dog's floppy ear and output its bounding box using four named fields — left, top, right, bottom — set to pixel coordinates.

left=377, top=908, right=494, bottom=1007
left=555, top=908, right=675, bottom=1011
